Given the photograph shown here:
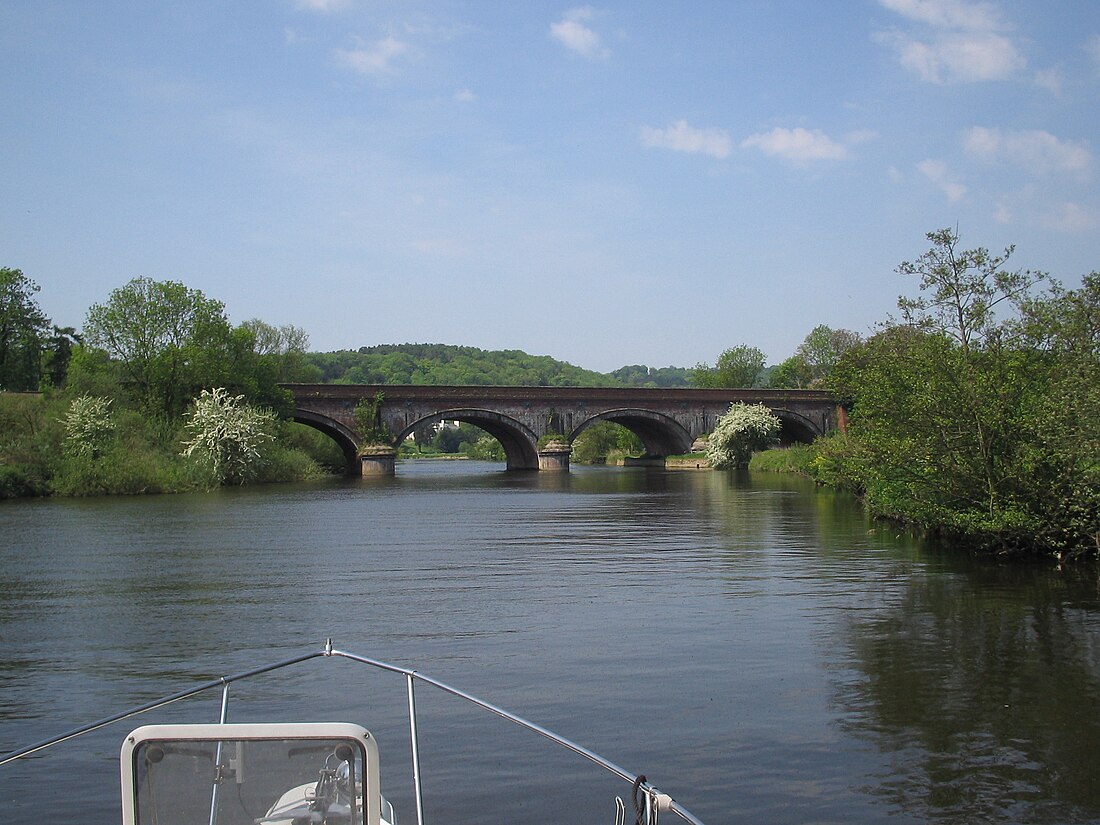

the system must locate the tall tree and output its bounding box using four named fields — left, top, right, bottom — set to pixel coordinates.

left=83, top=277, right=235, bottom=416
left=795, top=325, right=862, bottom=384
left=238, top=319, right=314, bottom=381
left=827, top=229, right=1100, bottom=557
left=43, top=325, right=81, bottom=388
left=692, top=344, right=766, bottom=388
left=0, top=268, right=51, bottom=391
left=896, top=227, right=1039, bottom=353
